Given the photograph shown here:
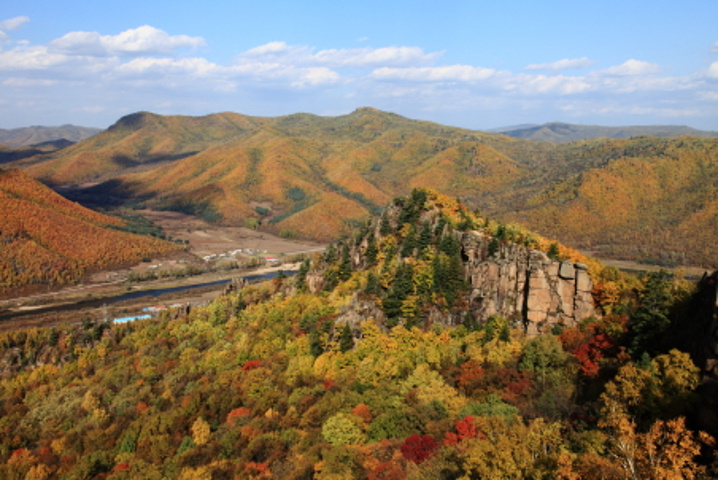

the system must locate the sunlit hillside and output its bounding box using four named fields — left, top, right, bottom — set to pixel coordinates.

left=11, top=108, right=718, bottom=268
left=0, top=169, right=179, bottom=288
